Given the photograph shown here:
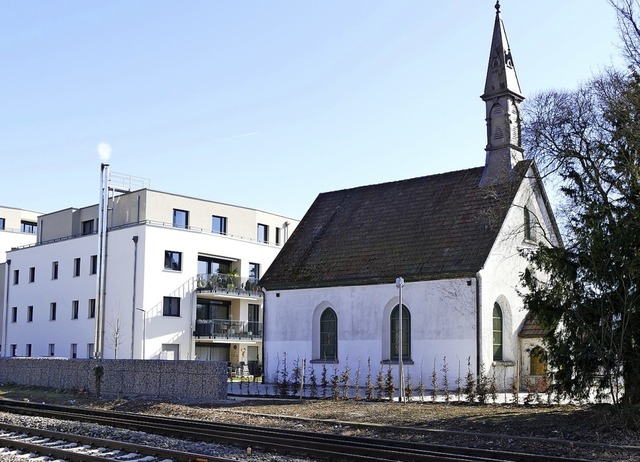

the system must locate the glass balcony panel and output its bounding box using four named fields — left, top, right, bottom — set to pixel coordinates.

left=194, top=318, right=262, bottom=339
left=196, top=272, right=262, bottom=297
